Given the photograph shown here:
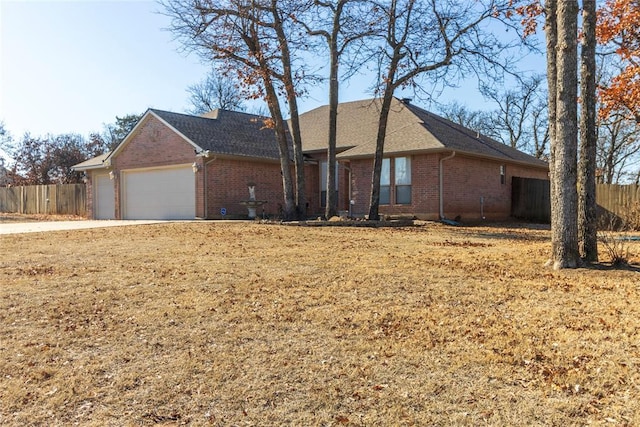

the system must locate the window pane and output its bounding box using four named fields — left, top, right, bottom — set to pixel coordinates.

left=396, top=185, right=411, bottom=204
left=395, top=157, right=411, bottom=185
left=381, top=158, right=390, bottom=185
left=380, top=185, right=390, bottom=205
left=321, top=161, right=339, bottom=190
